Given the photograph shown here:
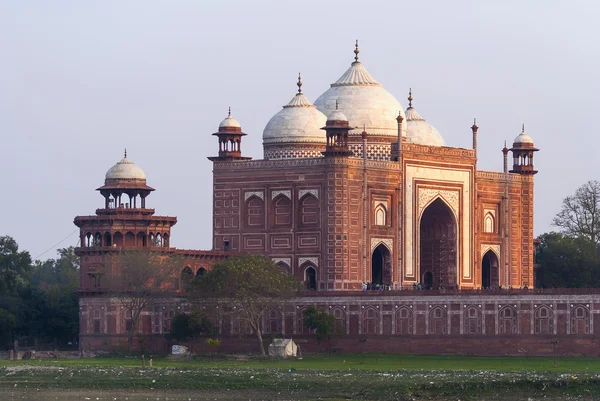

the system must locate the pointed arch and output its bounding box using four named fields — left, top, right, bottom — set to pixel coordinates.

left=374, top=203, right=387, bottom=226
left=534, top=305, right=554, bottom=334
left=304, top=265, right=317, bottom=290
left=371, top=243, right=392, bottom=287
left=419, top=198, right=457, bottom=289
left=298, top=194, right=319, bottom=227
left=246, top=195, right=265, bottom=228
left=196, top=267, right=207, bottom=277
left=395, top=306, right=413, bottom=335
left=272, top=194, right=292, bottom=226
left=362, top=306, right=380, bottom=335
left=483, top=212, right=495, bottom=233
left=570, top=304, right=590, bottom=335
left=330, top=306, right=346, bottom=333
left=498, top=306, right=518, bottom=334
left=463, top=306, right=482, bottom=334
left=113, top=232, right=124, bottom=247
left=124, top=231, right=135, bottom=247
left=428, top=306, right=447, bottom=334
left=262, top=308, right=282, bottom=335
